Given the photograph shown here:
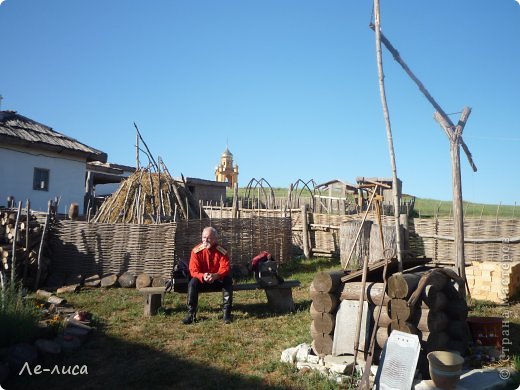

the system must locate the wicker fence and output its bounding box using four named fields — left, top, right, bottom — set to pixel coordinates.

left=48, top=216, right=292, bottom=279
left=409, top=217, right=520, bottom=264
